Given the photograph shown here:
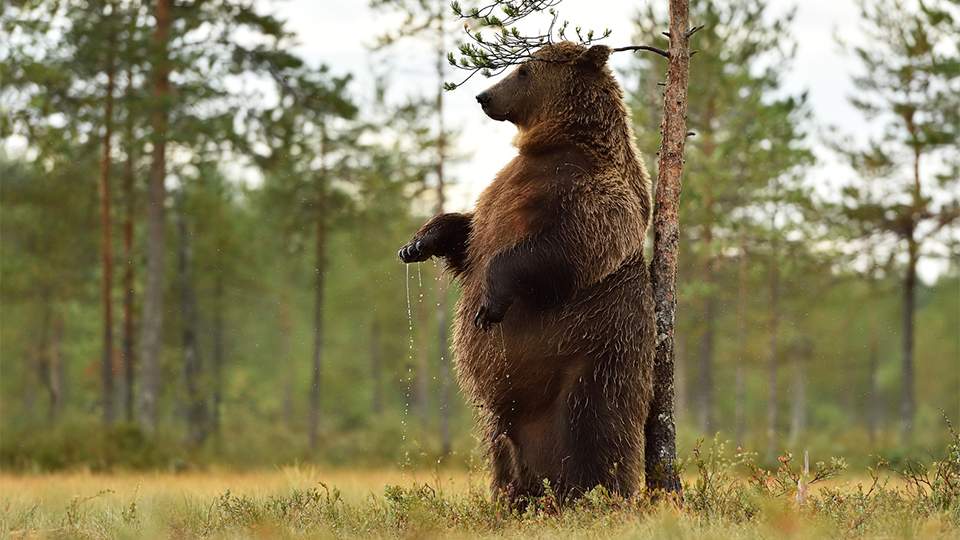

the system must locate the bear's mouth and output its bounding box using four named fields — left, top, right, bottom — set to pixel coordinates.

left=481, top=105, right=510, bottom=122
